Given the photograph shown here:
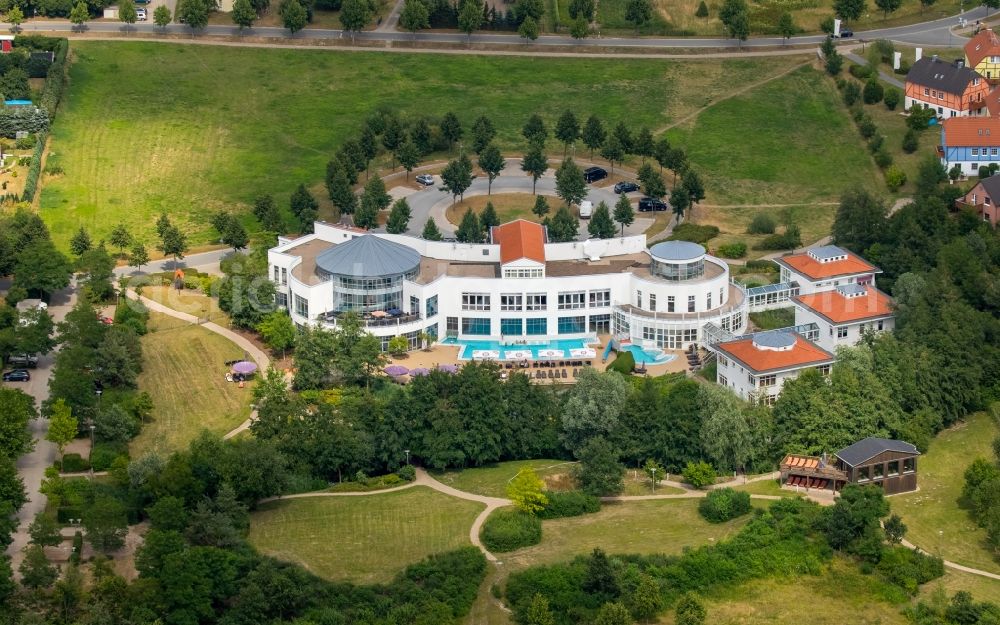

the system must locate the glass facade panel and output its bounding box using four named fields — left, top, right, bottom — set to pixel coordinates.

left=501, top=318, right=523, bottom=336
left=558, top=316, right=586, bottom=334
left=650, top=258, right=705, bottom=281
left=425, top=324, right=438, bottom=341
left=589, top=314, right=610, bottom=333
left=462, top=317, right=491, bottom=335
left=294, top=295, right=309, bottom=318
left=526, top=318, right=547, bottom=335
left=427, top=295, right=438, bottom=318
